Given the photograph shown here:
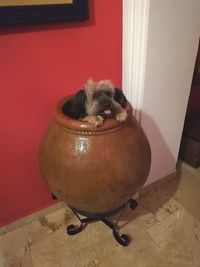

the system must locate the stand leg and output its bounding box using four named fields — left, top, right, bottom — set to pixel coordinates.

left=101, top=217, right=130, bottom=246
left=129, top=199, right=138, bottom=210
left=51, top=193, right=57, bottom=200
left=66, top=199, right=138, bottom=246
left=66, top=211, right=98, bottom=235
left=67, top=223, right=84, bottom=235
